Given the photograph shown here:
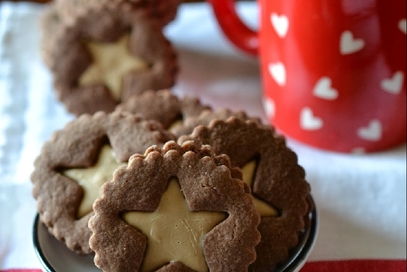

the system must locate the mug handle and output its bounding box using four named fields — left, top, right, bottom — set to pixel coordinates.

left=207, top=0, right=259, bottom=55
